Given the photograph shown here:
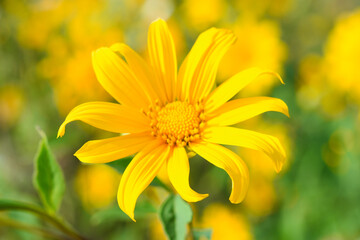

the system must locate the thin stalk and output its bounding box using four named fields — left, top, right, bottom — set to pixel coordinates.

left=0, top=216, right=64, bottom=240
left=0, top=200, right=86, bottom=240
